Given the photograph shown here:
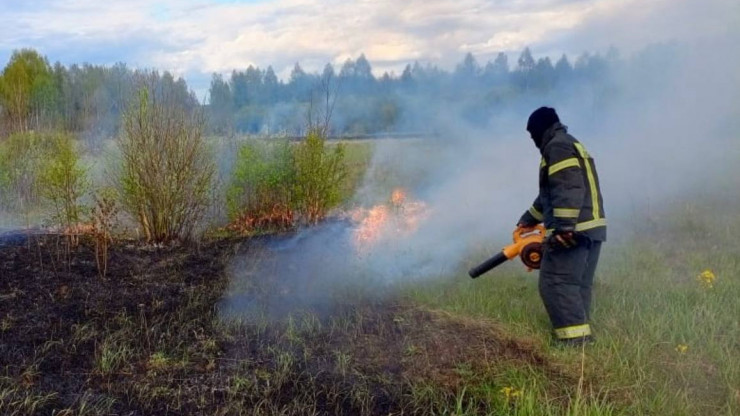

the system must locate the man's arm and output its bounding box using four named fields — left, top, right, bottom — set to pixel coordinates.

left=518, top=195, right=544, bottom=227
left=546, top=142, right=586, bottom=231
